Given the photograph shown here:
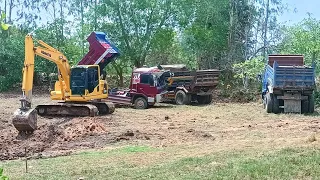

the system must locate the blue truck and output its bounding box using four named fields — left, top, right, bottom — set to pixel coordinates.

left=262, top=55, right=316, bottom=114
